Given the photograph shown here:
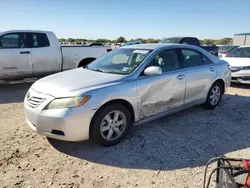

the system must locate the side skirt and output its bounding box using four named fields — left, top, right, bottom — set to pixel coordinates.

left=133, top=99, right=205, bottom=126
